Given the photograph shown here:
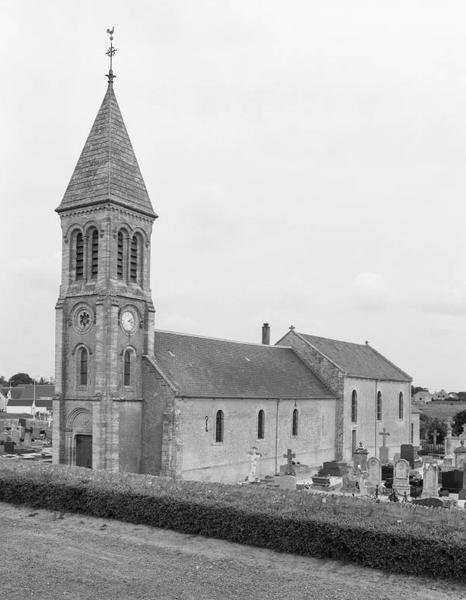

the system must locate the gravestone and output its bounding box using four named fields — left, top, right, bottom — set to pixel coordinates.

left=353, top=442, right=369, bottom=471
left=381, top=464, right=393, bottom=481
left=421, top=463, right=439, bottom=498
left=340, top=466, right=359, bottom=493
left=311, top=474, right=331, bottom=488
left=378, top=427, right=390, bottom=464
left=440, top=469, right=464, bottom=493
left=367, top=456, right=381, bottom=491
left=393, top=459, right=410, bottom=497
left=282, top=449, right=296, bottom=476
left=454, top=440, right=466, bottom=469
left=400, top=444, right=421, bottom=469
left=458, top=467, right=466, bottom=500
left=358, top=473, right=369, bottom=496
left=320, top=461, right=347, bottom=477
left=247, top=446, right=262, bottom=483
left=4, top=441, right=16, bottom=454
left=23, top=428, right=32, bottom=448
